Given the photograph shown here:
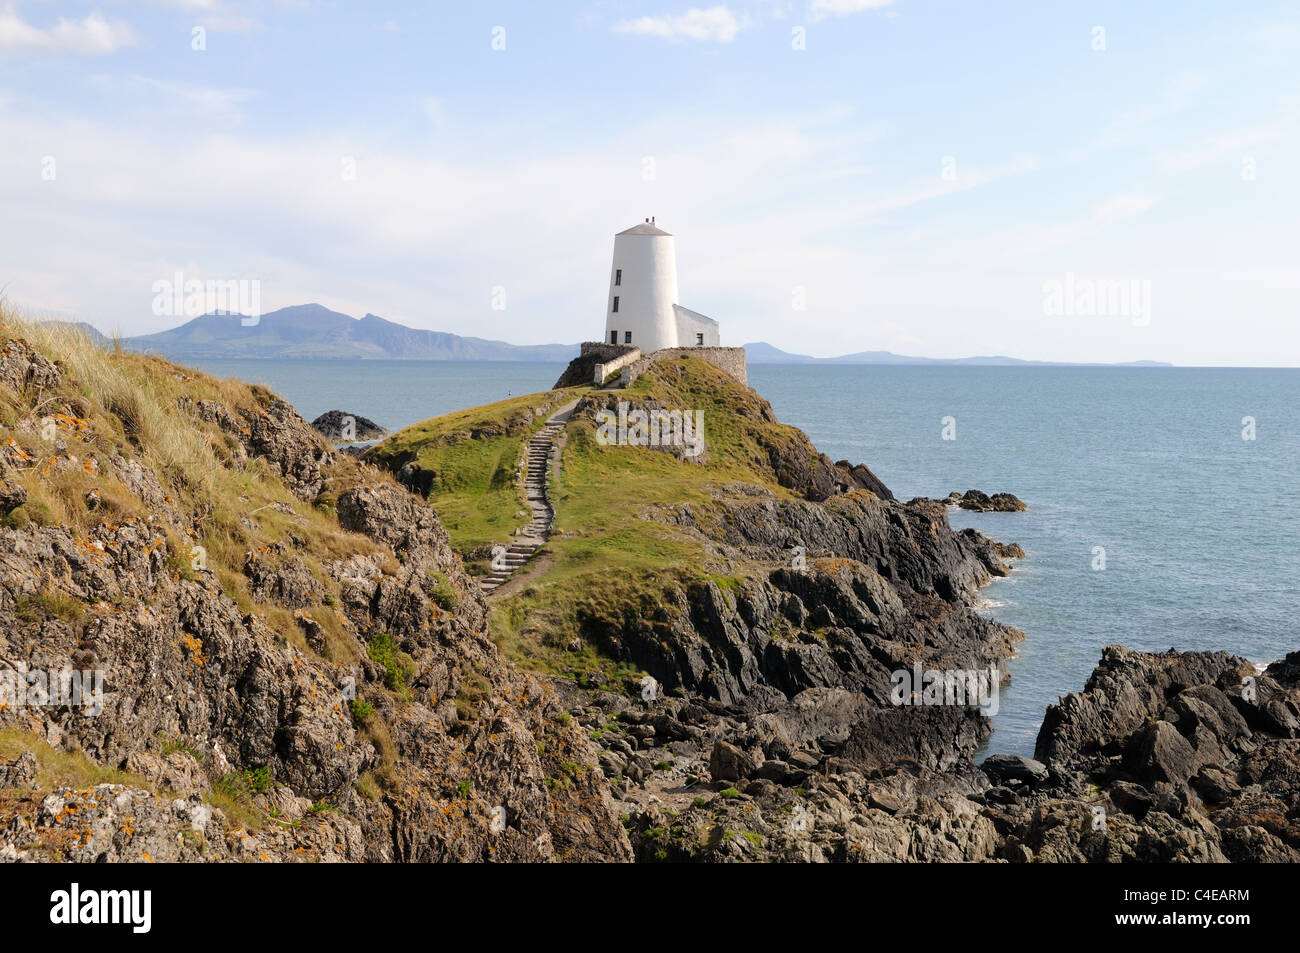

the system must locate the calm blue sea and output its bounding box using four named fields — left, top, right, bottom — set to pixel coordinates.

left=188, top=358, right=1300, bottom=758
